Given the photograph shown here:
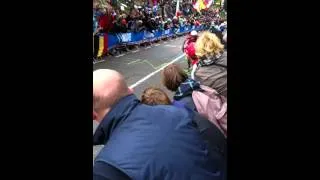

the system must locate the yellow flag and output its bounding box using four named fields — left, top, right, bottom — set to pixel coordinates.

left=199, top=0, right=206, bottom=11
left=97, top=36, right=104, bottom=57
